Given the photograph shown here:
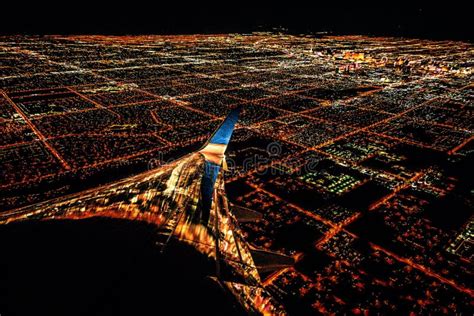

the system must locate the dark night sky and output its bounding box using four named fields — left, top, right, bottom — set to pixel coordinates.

left=1, top=2, right=472, bottom=41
